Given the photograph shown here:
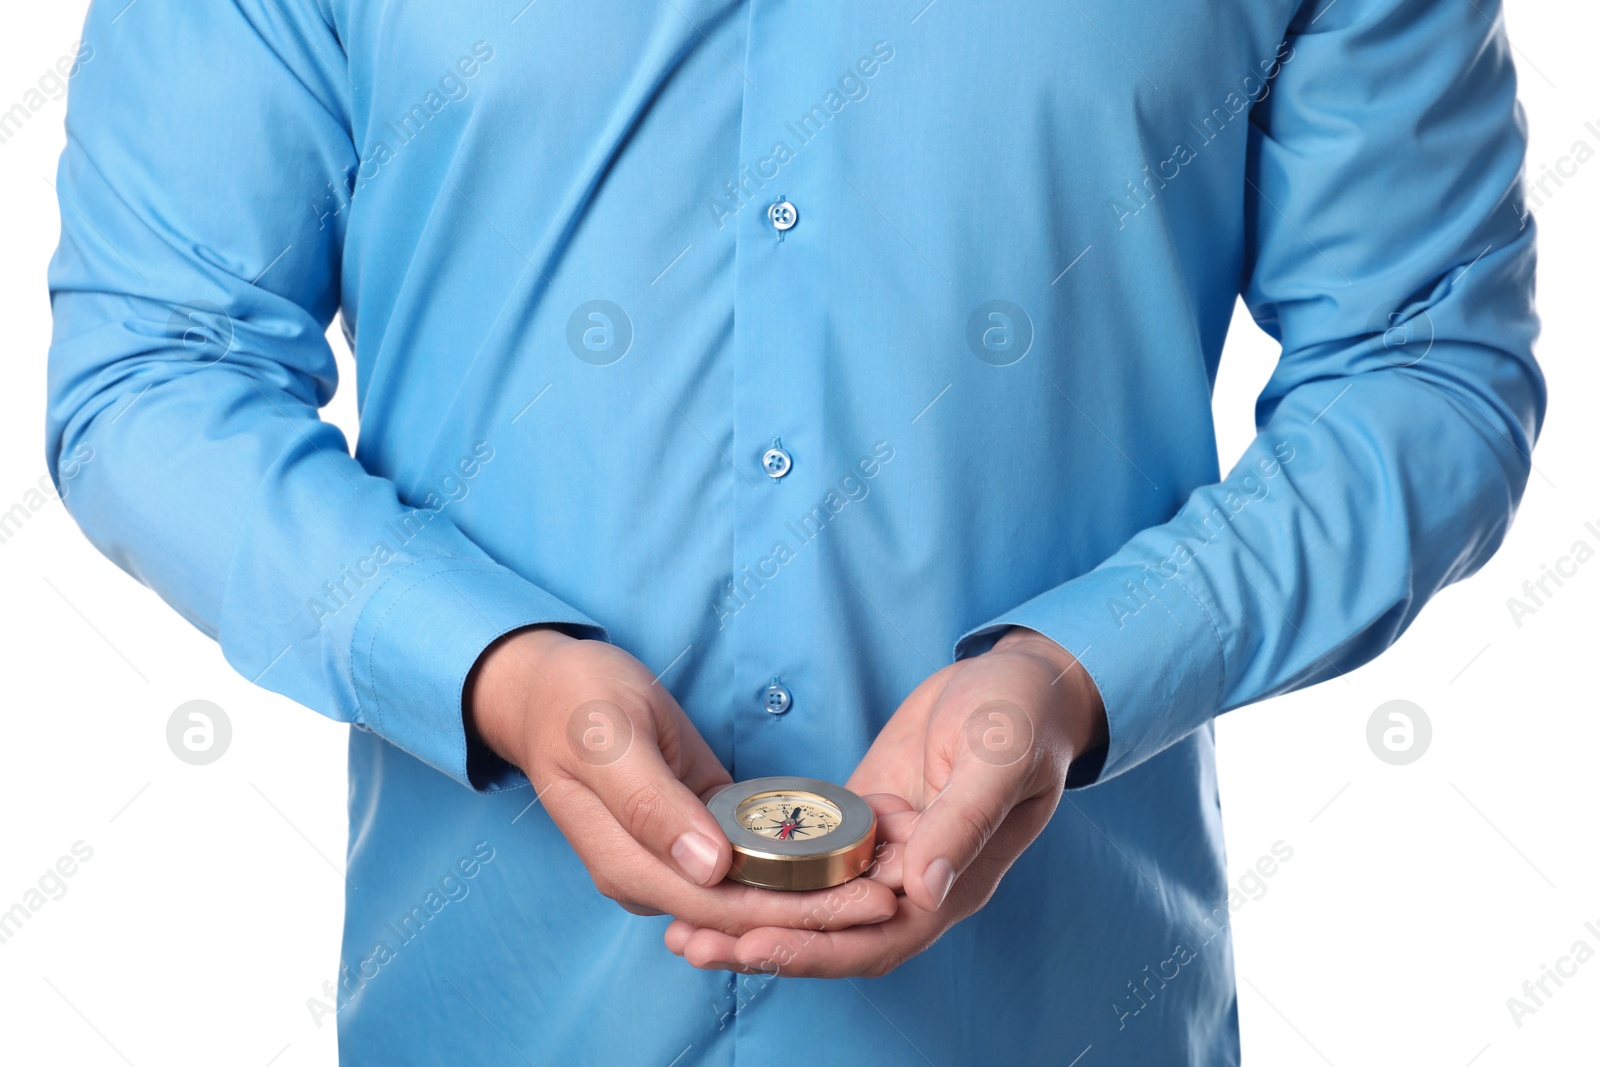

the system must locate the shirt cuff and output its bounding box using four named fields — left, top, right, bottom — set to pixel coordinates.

left=348, top=557, right=606, bottom=792
left=953, top=563, right=1227, bottom=786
